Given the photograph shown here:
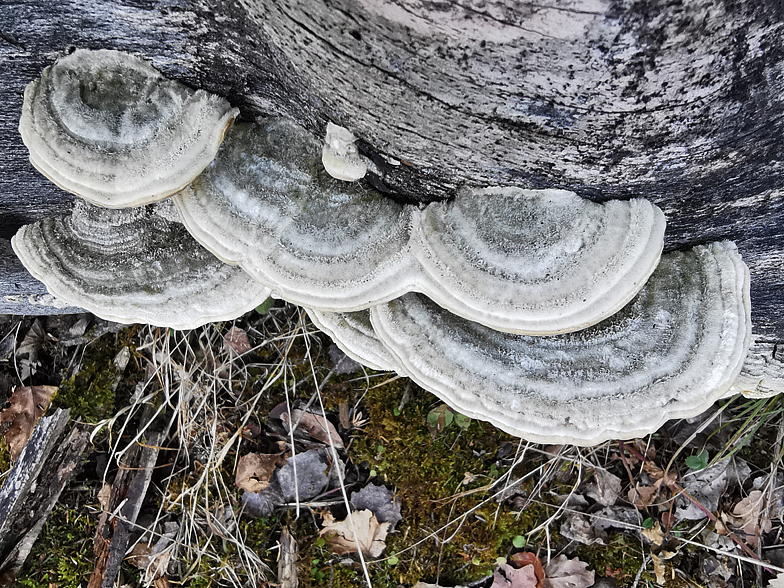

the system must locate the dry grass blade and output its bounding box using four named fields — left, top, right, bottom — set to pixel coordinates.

left=91, top=308, right=311, bottom=587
